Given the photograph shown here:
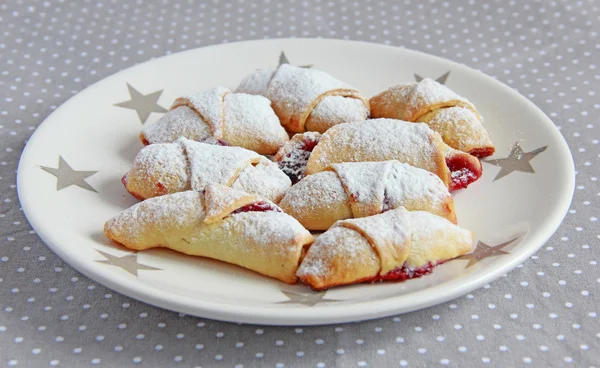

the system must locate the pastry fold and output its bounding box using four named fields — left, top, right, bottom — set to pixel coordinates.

left=237, top=64, right=369, bottom=133
left=370, top=78, right=495, bottom=157
left=279, top=160, right=456, bottom=230
left=296, top=208, right=473, bottom=290
left=140, top=87, right=289, bottom=155
left=104, top=184, right=314, bottom=284
left=123, top=137, right=291, bottom=203
left=304, top=119, right=483, bottom=191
